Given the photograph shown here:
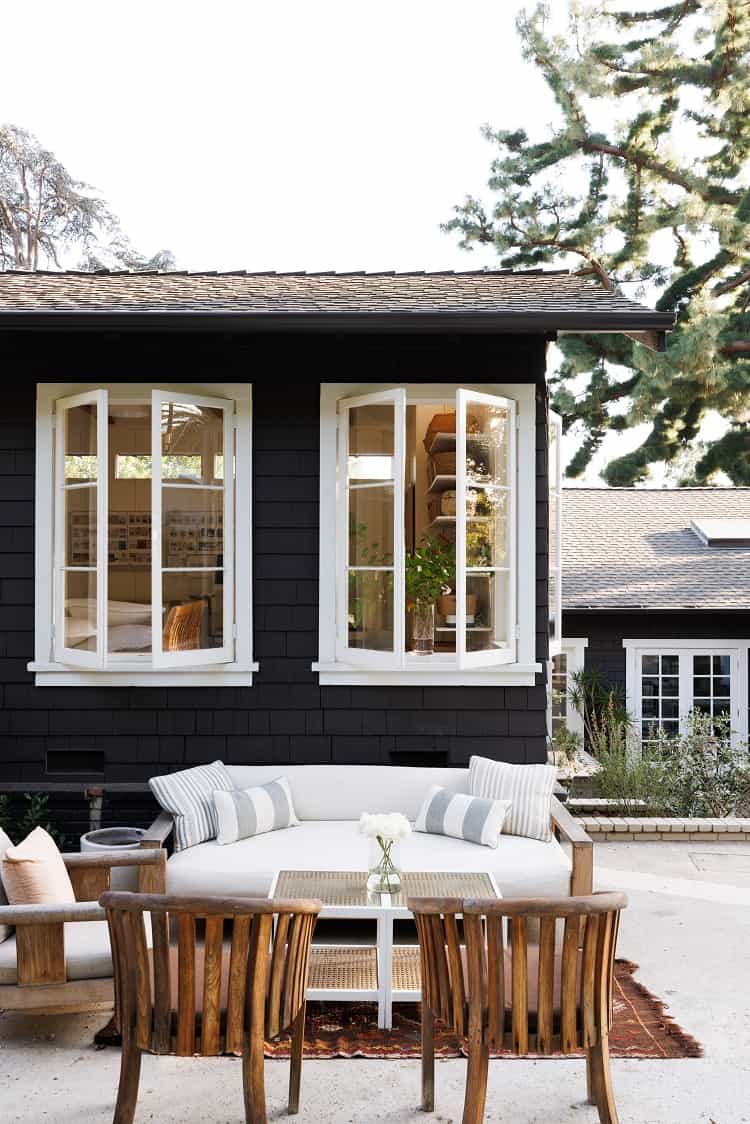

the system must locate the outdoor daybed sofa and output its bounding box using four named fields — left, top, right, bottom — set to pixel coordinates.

left=143, top=765, right=593, bottom=898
